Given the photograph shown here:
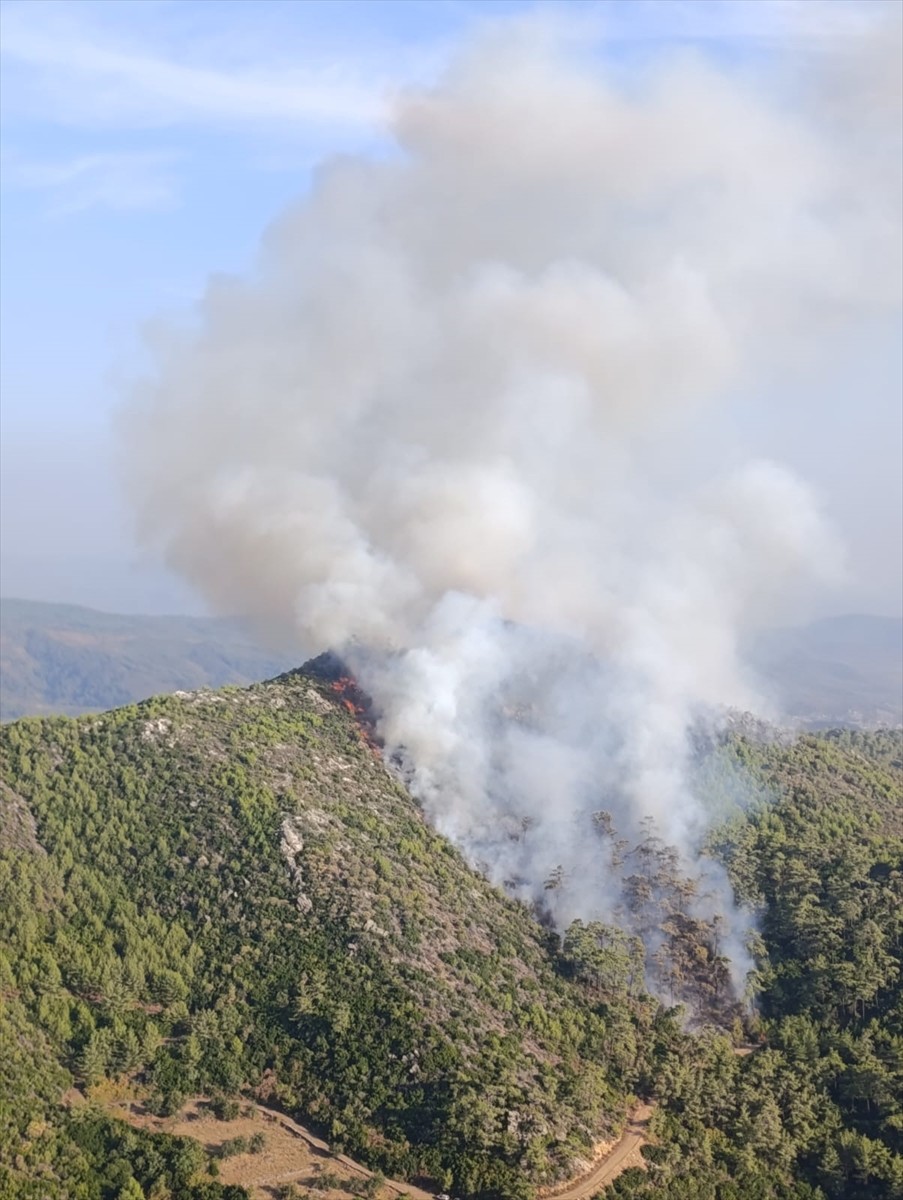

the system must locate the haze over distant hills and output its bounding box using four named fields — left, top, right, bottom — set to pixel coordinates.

left=750, top=614, right=903, bottom=729
left=0, top=598, right=295, bottom=721
left=1, top=597, right=900, bottom=729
